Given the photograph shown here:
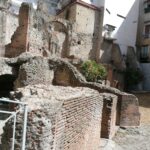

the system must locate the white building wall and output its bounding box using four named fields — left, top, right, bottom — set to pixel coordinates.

left=103, top=0, right=140, bottom=54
